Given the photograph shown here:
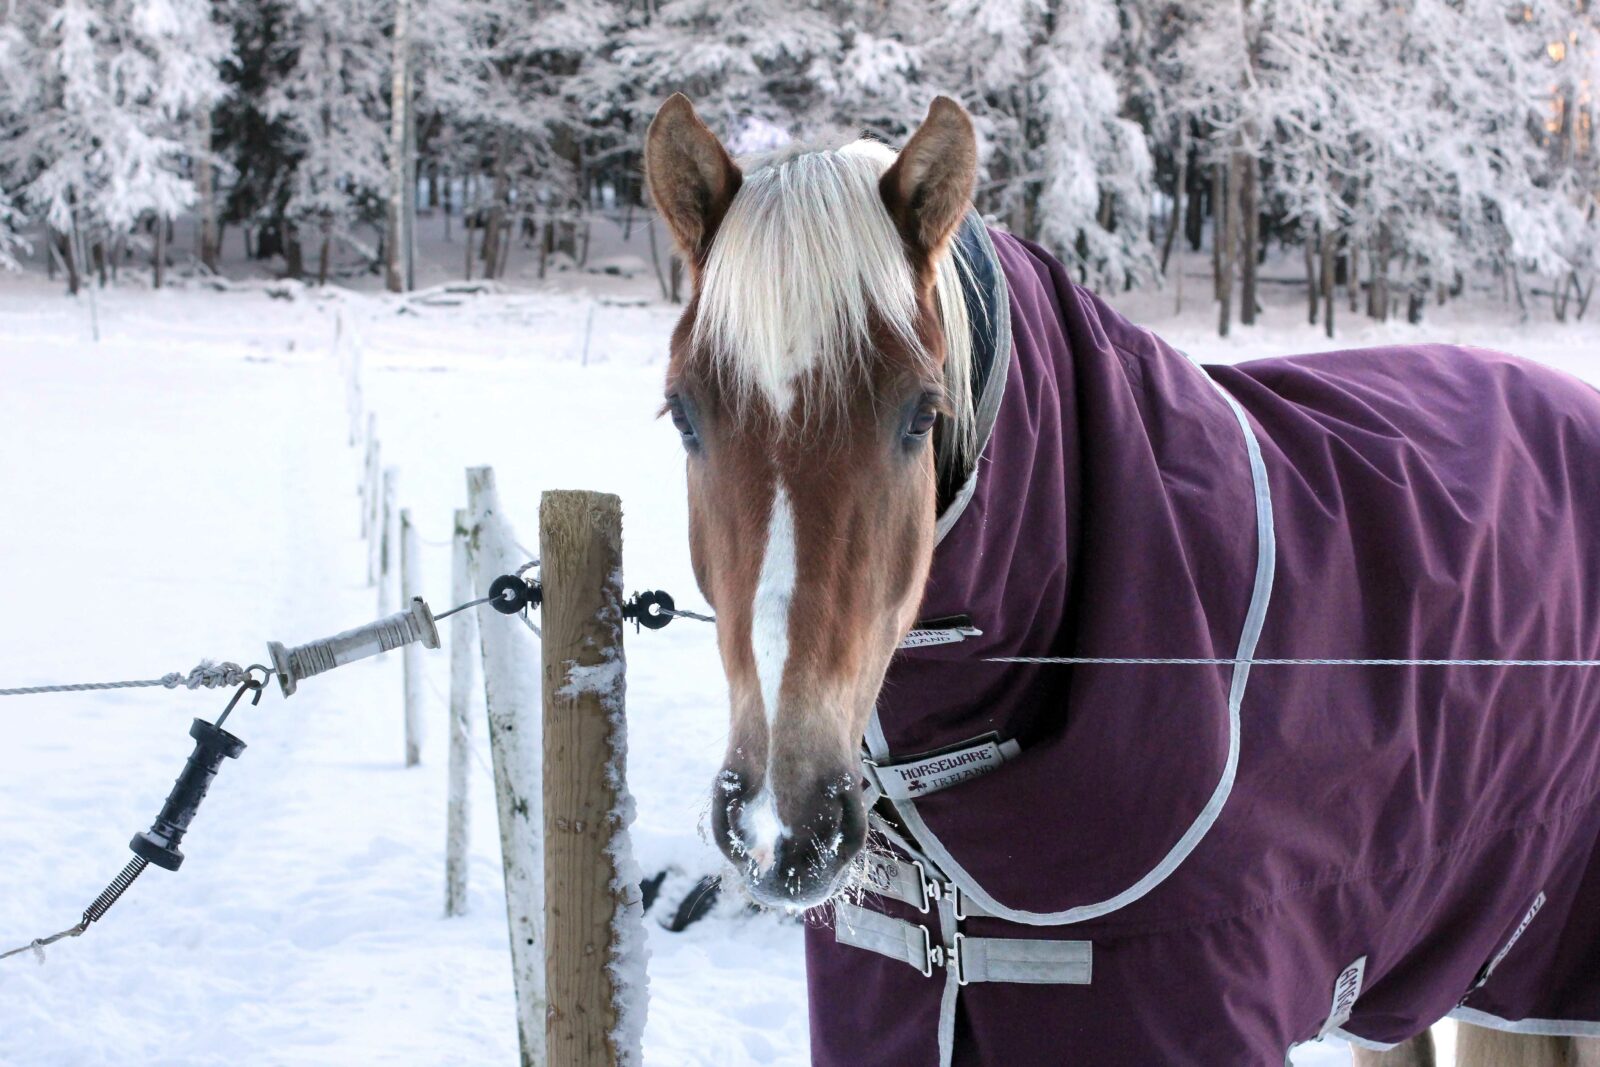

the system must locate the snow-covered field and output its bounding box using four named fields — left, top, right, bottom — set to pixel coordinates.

left=3, top=238, right=1598, bottom=1065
